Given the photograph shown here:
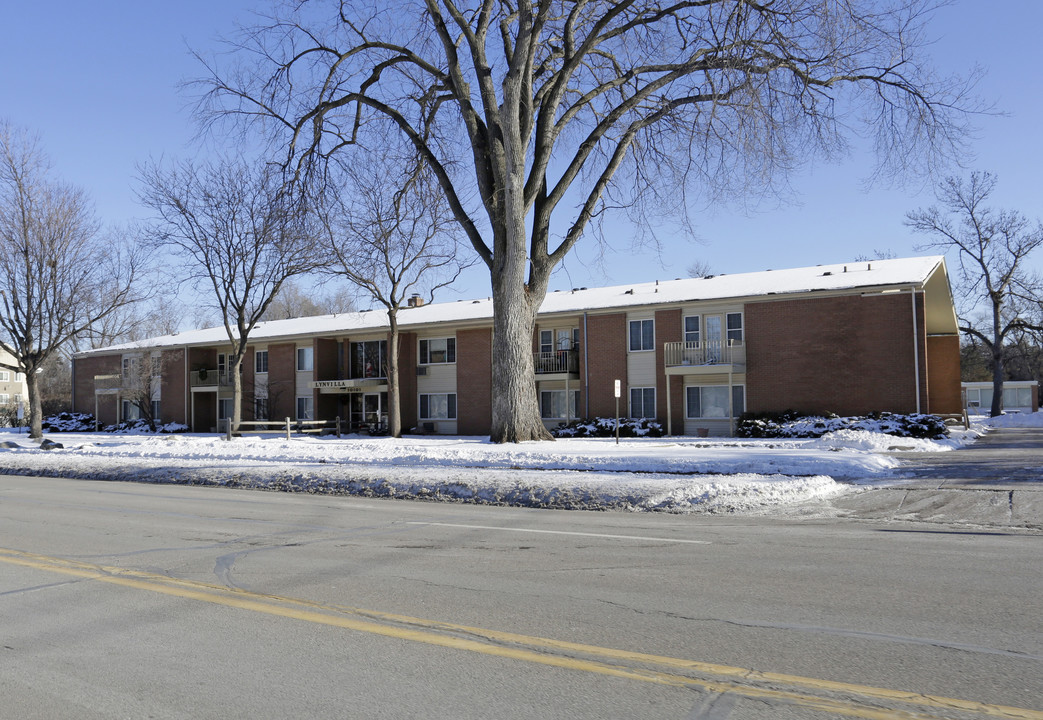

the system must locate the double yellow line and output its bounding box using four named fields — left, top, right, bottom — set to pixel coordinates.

left=1, top=547, right=1038, bottom=720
